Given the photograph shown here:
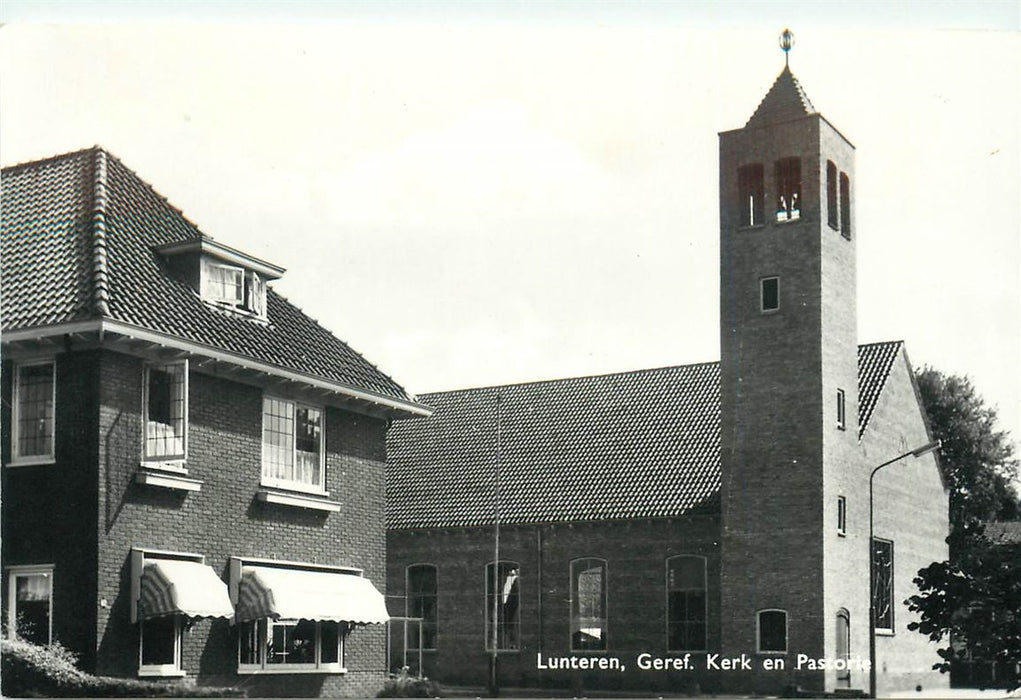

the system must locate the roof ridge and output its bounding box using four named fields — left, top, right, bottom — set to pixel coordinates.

left=420, top=360, right=722, bottom=398
left=0, top=145, right=100, bottom=173
left=91, top=149, right=111, bottom=316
